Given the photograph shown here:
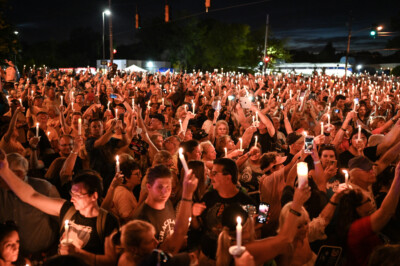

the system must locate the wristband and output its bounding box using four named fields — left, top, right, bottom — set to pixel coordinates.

left=289, top=208, right=301, bottom=217
left=71, top=151, right=78, bottom=155
left=181, top=198, right=193, bottom=202
left=328, top=200, right=338, bottom=206
left=314, top=160, right=321, bottom=164
left=340, top=127, right=346, bottom=131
